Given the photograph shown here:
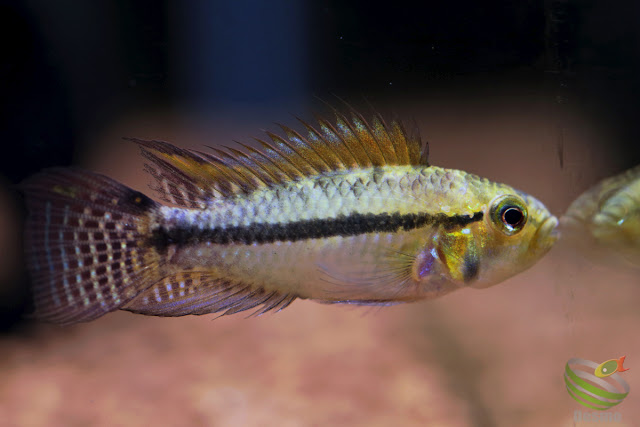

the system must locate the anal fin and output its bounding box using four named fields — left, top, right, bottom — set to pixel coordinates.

left=121, top=272, right=297, bottom=317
